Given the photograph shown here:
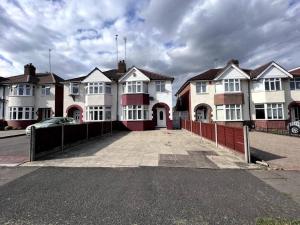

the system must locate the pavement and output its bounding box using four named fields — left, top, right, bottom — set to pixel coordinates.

left=0, top=136, right=30, bottom=166
left=250, top=131, right=300, bottom=170
left=0, top=129, right=25, bottom=139
left=23, top=130, right=256, bottom=169
left=0, top=167, right=299, bottom=225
